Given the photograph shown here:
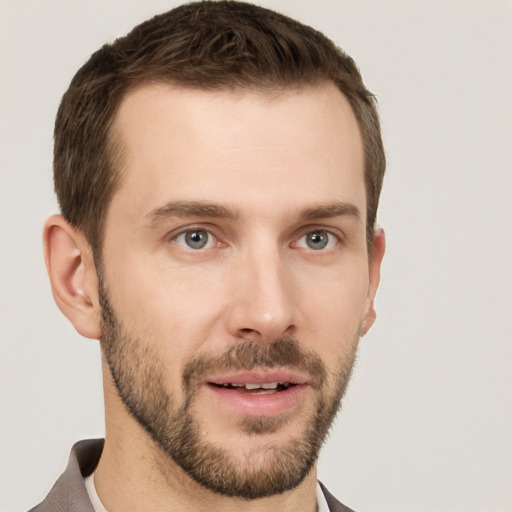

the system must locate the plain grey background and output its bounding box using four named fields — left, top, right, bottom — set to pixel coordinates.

left=1, top=1, right=511, bottom=511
